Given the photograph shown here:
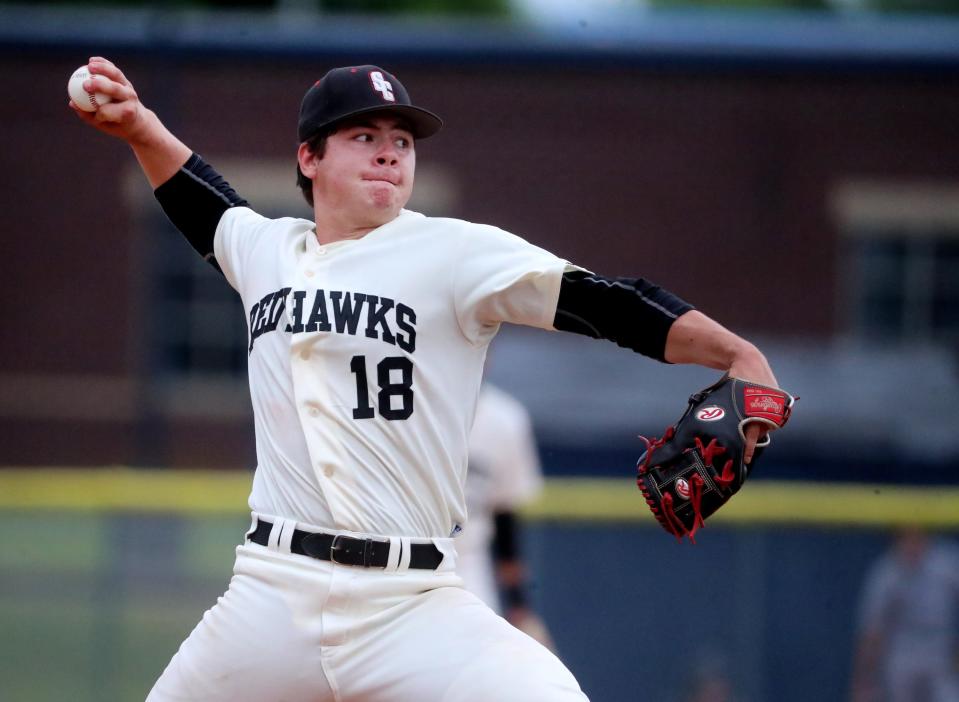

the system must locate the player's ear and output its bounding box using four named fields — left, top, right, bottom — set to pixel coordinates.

left=297, top=142, right=319, bottom=178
